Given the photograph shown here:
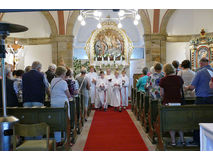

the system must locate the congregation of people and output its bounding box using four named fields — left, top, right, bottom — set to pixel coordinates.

left=136, top=57, right=213, bottom=146
left=1, top=57, right=213, bottom=147
left=0, top=61, right=130, bottom=144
